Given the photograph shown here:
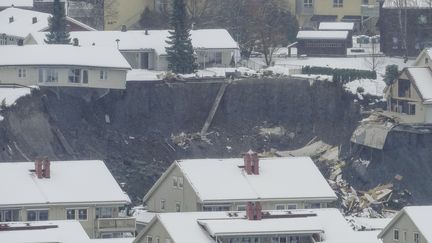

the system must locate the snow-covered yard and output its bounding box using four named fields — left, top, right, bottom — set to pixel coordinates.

left=0, top=87, right=32, bottom=107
